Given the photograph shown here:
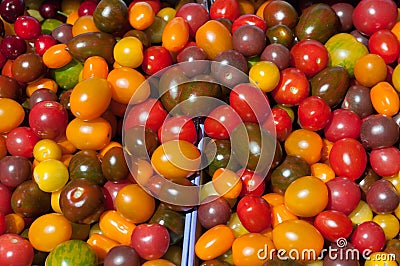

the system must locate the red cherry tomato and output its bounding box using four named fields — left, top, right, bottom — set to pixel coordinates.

left=237, top=168, right=266, bottom=197
left=269, top=107, right=292, bottom=142
left=237, top=195, right=272, bottom=233
left=175, top=3, right=210, bottom=38
left=314, top=210, right=353, bottom=242
left=297, top=96, right=331, bottom=131
left=324, top=108, right=362, bottom=142
left=0, top=234, right=34, bottom=266
left=204, top=105, right=242, bottom=140
left=0, top=183, right=12, bottom=215
left=271, top=68, right=310, bottom=106
left=350, top=221, right=386, bottom=253
left=158, top=115, right=197, bottom=144
left=231, top=14, right=267, bottom=34
left=5, top=127, right=41, bottom=158
left=369, top=29, right=400, bottom=64
left=329, top=138, right=367, bottom=181
left=369, top=146, right=400, bottom=177
left=142, top=46, right=173, bottom=76
left=0, top=211, right=5, bottom=235
left=326, top=177, right=361, bottom=215
left=209, top=0, right=240, bottom=22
